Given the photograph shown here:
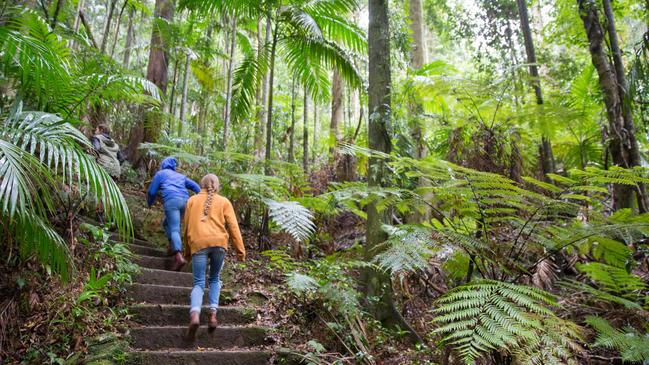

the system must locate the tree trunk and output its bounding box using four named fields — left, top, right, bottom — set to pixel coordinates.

left=122, top=7, right=135, bottom=68
left=223, top=17, right=237, bottom=151
left=264, top=23, right=279, bottom=173
left=169, top=56, right=179, bottom=116
left=110, top=0, right=128, bottom=58
left=312, top=101, right=318, bottom=164
left=178, top=53, right=190, bottom=137
left=516, top=0, right=555, bottom=180
left=406, top=0, right=430, bottom=223
left=330, top=69, right=344, bottom=156
left=578, top=0, right=647, bottom=212
left=303, top=86, right=309, bottom=172
left=364, top=0, right=423, bottom=342
left=100, top=0, right=118, bottom=54
left=73, top=0, right=84, bottom=33
left=50, top=0, right=65, bottom=29
left=407, top=0, right=426, bottom=160
left=255, top=16, right=271, bottom=158
left=288, top=77, right=297, bottom=162
left=127, top=0, right=174, bottom=164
